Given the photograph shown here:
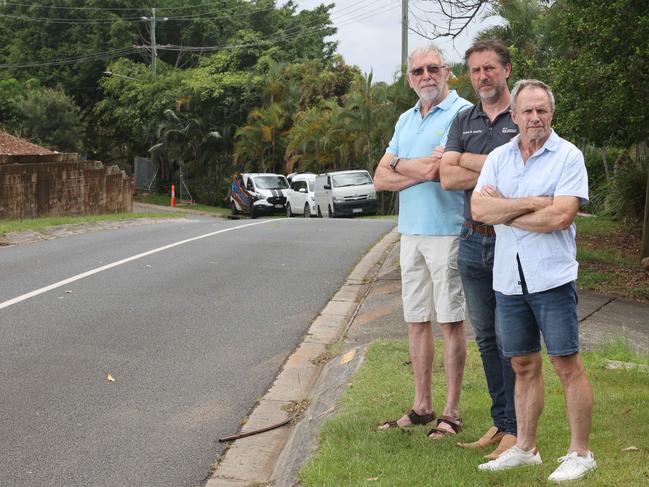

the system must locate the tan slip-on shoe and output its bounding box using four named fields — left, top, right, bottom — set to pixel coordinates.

left=484, top=433, right=517, bottom=460
left=457, top=425, right=504, bottom=449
